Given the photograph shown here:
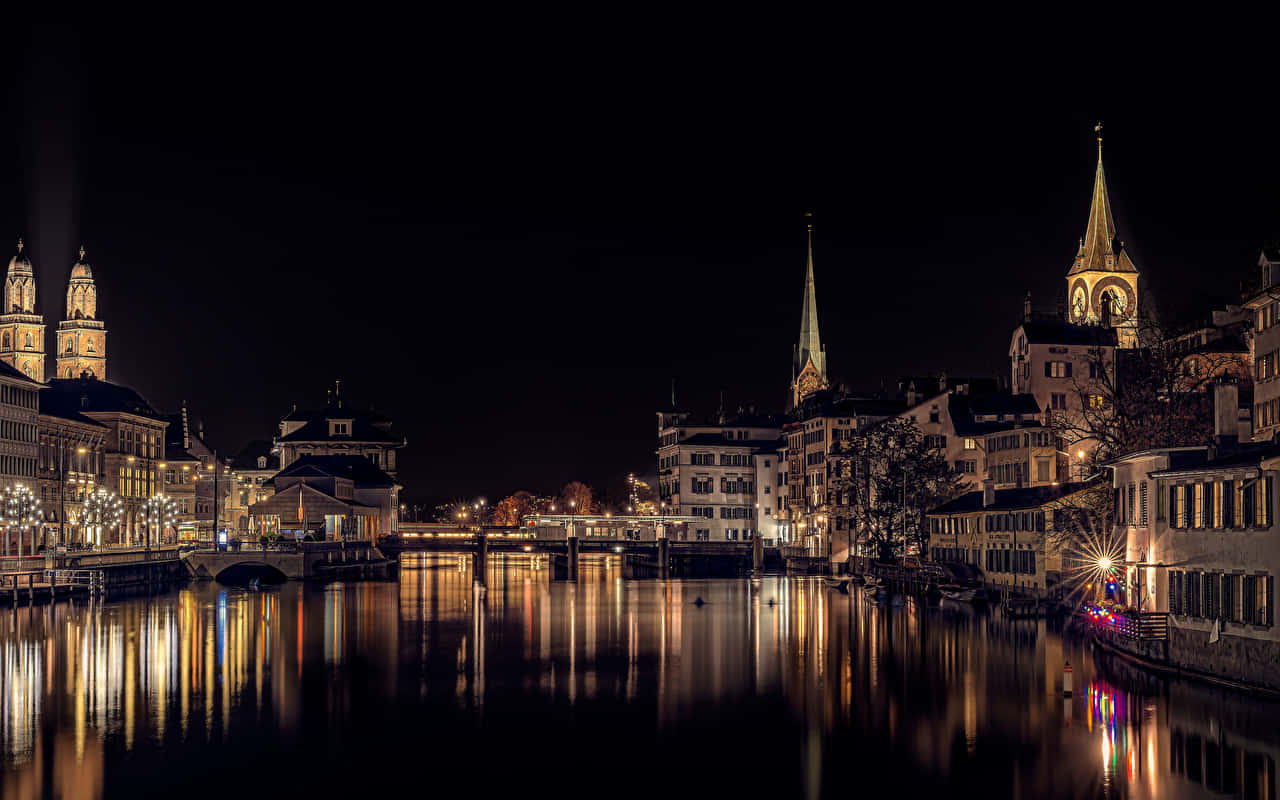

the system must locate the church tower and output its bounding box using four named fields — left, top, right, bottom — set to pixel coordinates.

left=789, top=213, right=828, bottom=410
left=0, top=239, right=45, bottom=381
left=56, top=246, right=107, bottom=381
left=1065, top=124, right=1140, bottom=348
